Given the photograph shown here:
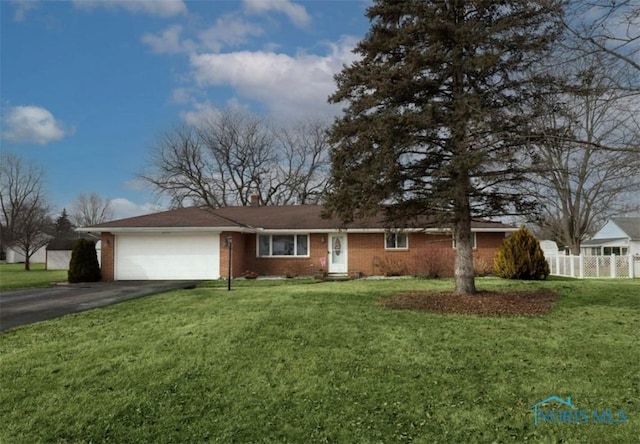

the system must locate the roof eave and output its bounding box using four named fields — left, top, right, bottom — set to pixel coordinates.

left=252, top=226, right=517, bottom=234
left=76, top=225, right=517, bottom=234
left=75, top=226, right=253, bottom=233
